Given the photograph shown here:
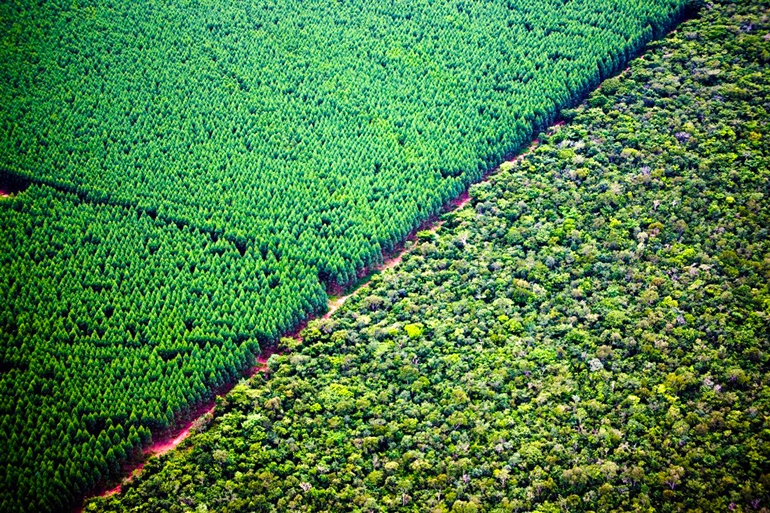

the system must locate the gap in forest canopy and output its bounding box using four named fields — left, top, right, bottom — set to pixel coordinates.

left=0, top=172, right=30, bottom=197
